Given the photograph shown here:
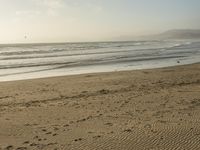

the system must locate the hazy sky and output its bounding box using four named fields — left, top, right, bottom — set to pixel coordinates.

left=0, top=0, right=199, bottom=43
